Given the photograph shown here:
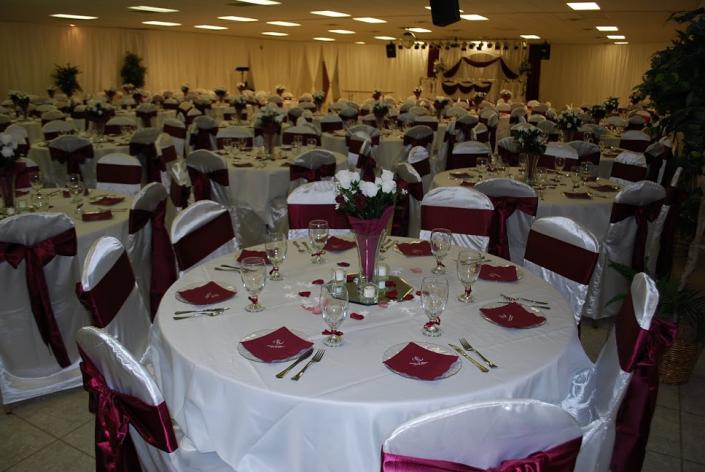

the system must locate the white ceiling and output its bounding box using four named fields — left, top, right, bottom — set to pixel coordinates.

left=3, top=0, right=702, bottom=44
